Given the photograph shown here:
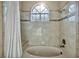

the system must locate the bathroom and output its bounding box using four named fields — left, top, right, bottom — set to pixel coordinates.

left=0, top=1, right=79, bottom=58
